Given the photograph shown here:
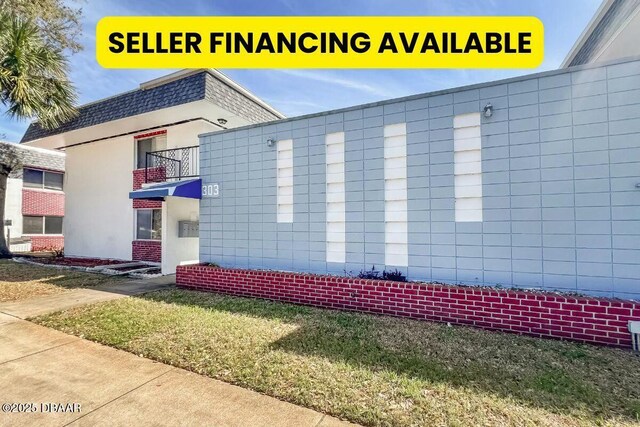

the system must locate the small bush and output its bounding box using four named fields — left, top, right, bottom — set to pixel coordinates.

left=37, top=246, right=64, bottom=257
left=357, top=265, right=381, bottom=280
left=382, top=269, right=407, bottom=282
left=357, top=266, right=407, bottom=282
